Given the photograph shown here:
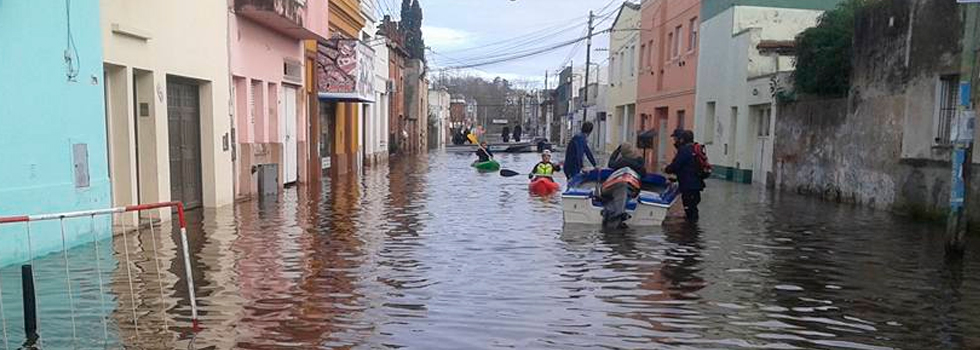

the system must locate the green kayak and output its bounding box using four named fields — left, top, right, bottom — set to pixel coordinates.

left=472, top=160, right=501, bottom=172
